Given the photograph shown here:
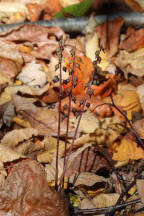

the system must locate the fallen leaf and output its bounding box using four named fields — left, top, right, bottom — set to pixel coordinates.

left=113, top=139, right=144, bottom=161
left=69, top=172, right=108, bottom=187
left=136, top=179, right=144, bottom=204
left=17, top=60, right=46, bottom=87
left=12, top=95, right=74, bottom=136
left=114, top=49, right=144, bottom=78
left=120, top=27, right=144, bottom=51
left=0, top=160, right=69, bottom=216
left=92, top=193, right=119, bottom=208
left=133, top=119, right=144, bottom=139
left=78, top=198, right=96, bottom=209
left=137, top=84, right=144, bottom=112
left=0, top=144, right=23, bottom=163
left=95, top=16, right=124, bottom=57
left=1, top=128, right=39, bottom=148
